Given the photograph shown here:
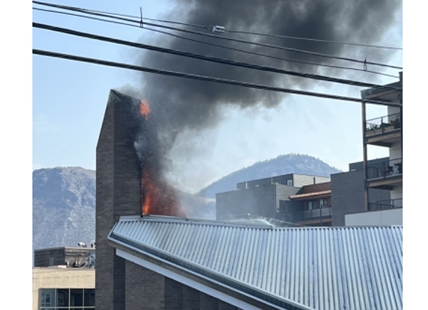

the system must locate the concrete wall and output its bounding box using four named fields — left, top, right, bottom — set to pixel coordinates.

left=220, top=175, right=326, bottom=222
left=388, top=105, right=401, bottom=115
left=293, top=174, right=330, bottom=187
left=390, top=141, right=402, bottom=160
left=275, top=185, right=301, bottom=215
left=345, top=208, right=403, bottom=226
left=237, top=175, right=295, bottom=189
left=236, top=174, right=330, bottom=189
left=216, top=185, right=277, bottom=220
left=391, top=184, right=402, bottom=200
left=331, top=170, right=390, bottom=226
left=331, top=171, right=365, bottom=226
left=32, top=268, right=95, bottom=310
